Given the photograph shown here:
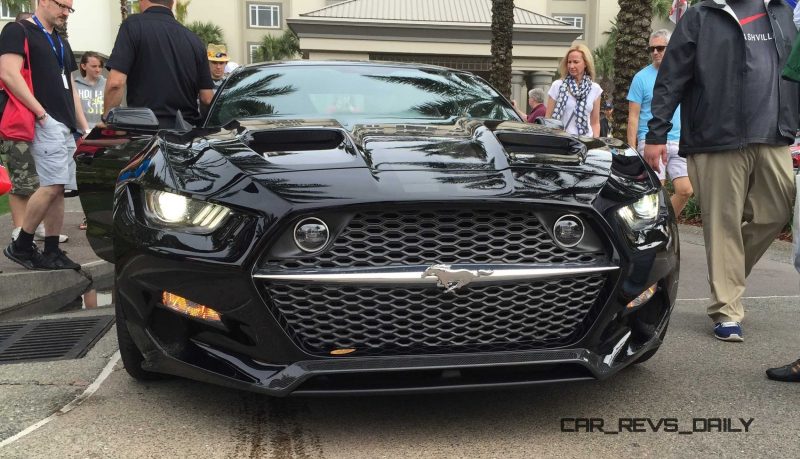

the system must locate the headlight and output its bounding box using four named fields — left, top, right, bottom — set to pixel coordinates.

left=144, top=189, right=231, bottom=232
left=617, top=192, right=660, bottom=232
